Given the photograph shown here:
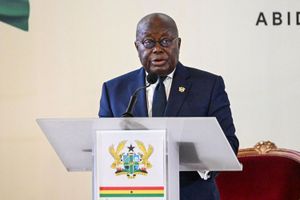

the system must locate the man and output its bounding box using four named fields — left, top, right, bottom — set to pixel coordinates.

left=99, top=13, right=239, bottom=200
